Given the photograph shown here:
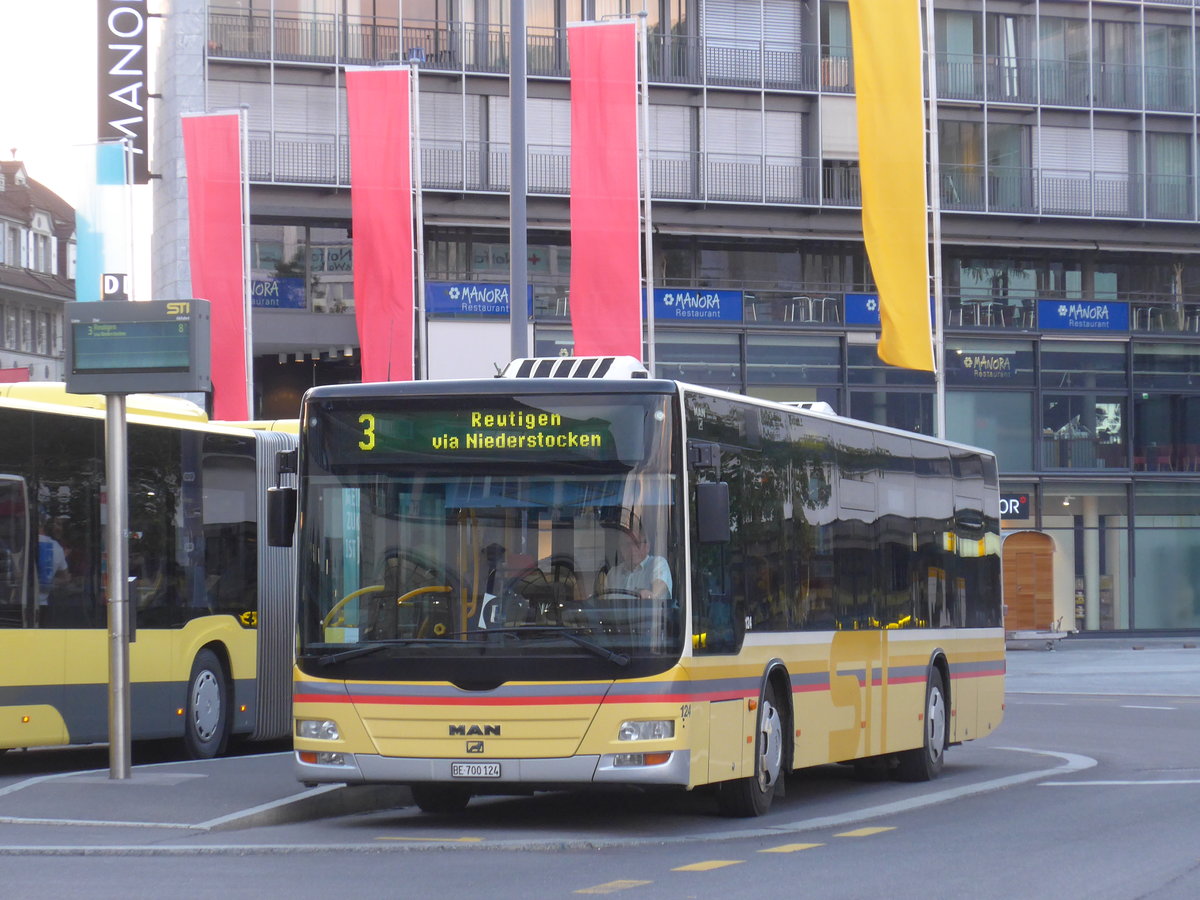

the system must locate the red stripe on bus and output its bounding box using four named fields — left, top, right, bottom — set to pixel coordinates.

left=295, top=690, right=754, bottom=707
